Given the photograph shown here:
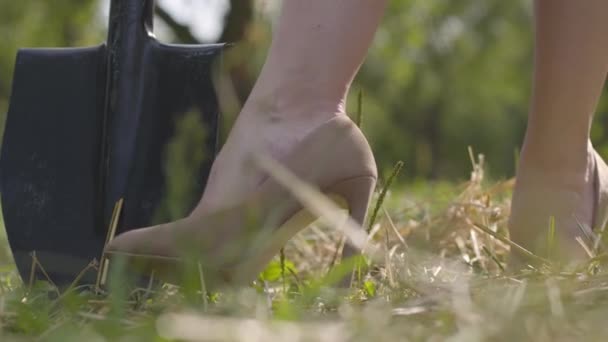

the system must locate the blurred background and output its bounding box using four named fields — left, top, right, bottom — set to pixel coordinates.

left=1, top=0, right=608, bottom=183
